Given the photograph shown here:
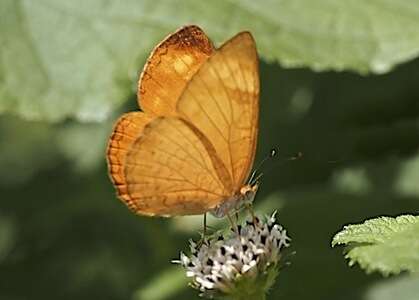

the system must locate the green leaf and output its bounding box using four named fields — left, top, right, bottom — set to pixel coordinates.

left=395, top=151, right=419, bottom=198
left=0, top=116, right=60, bottom=185
left=55, top=121, right=111, bottom=172
left=365, top=275, right=419, bottom=300
left=331, top=167, right=372, bottom=195
left=332, top=215, right=419, bottom=275
left=0, top=115, right=111, bottom=185
left=3, top=0, right=419, bottom=122
left=0, top=215, right=16, bottom=263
